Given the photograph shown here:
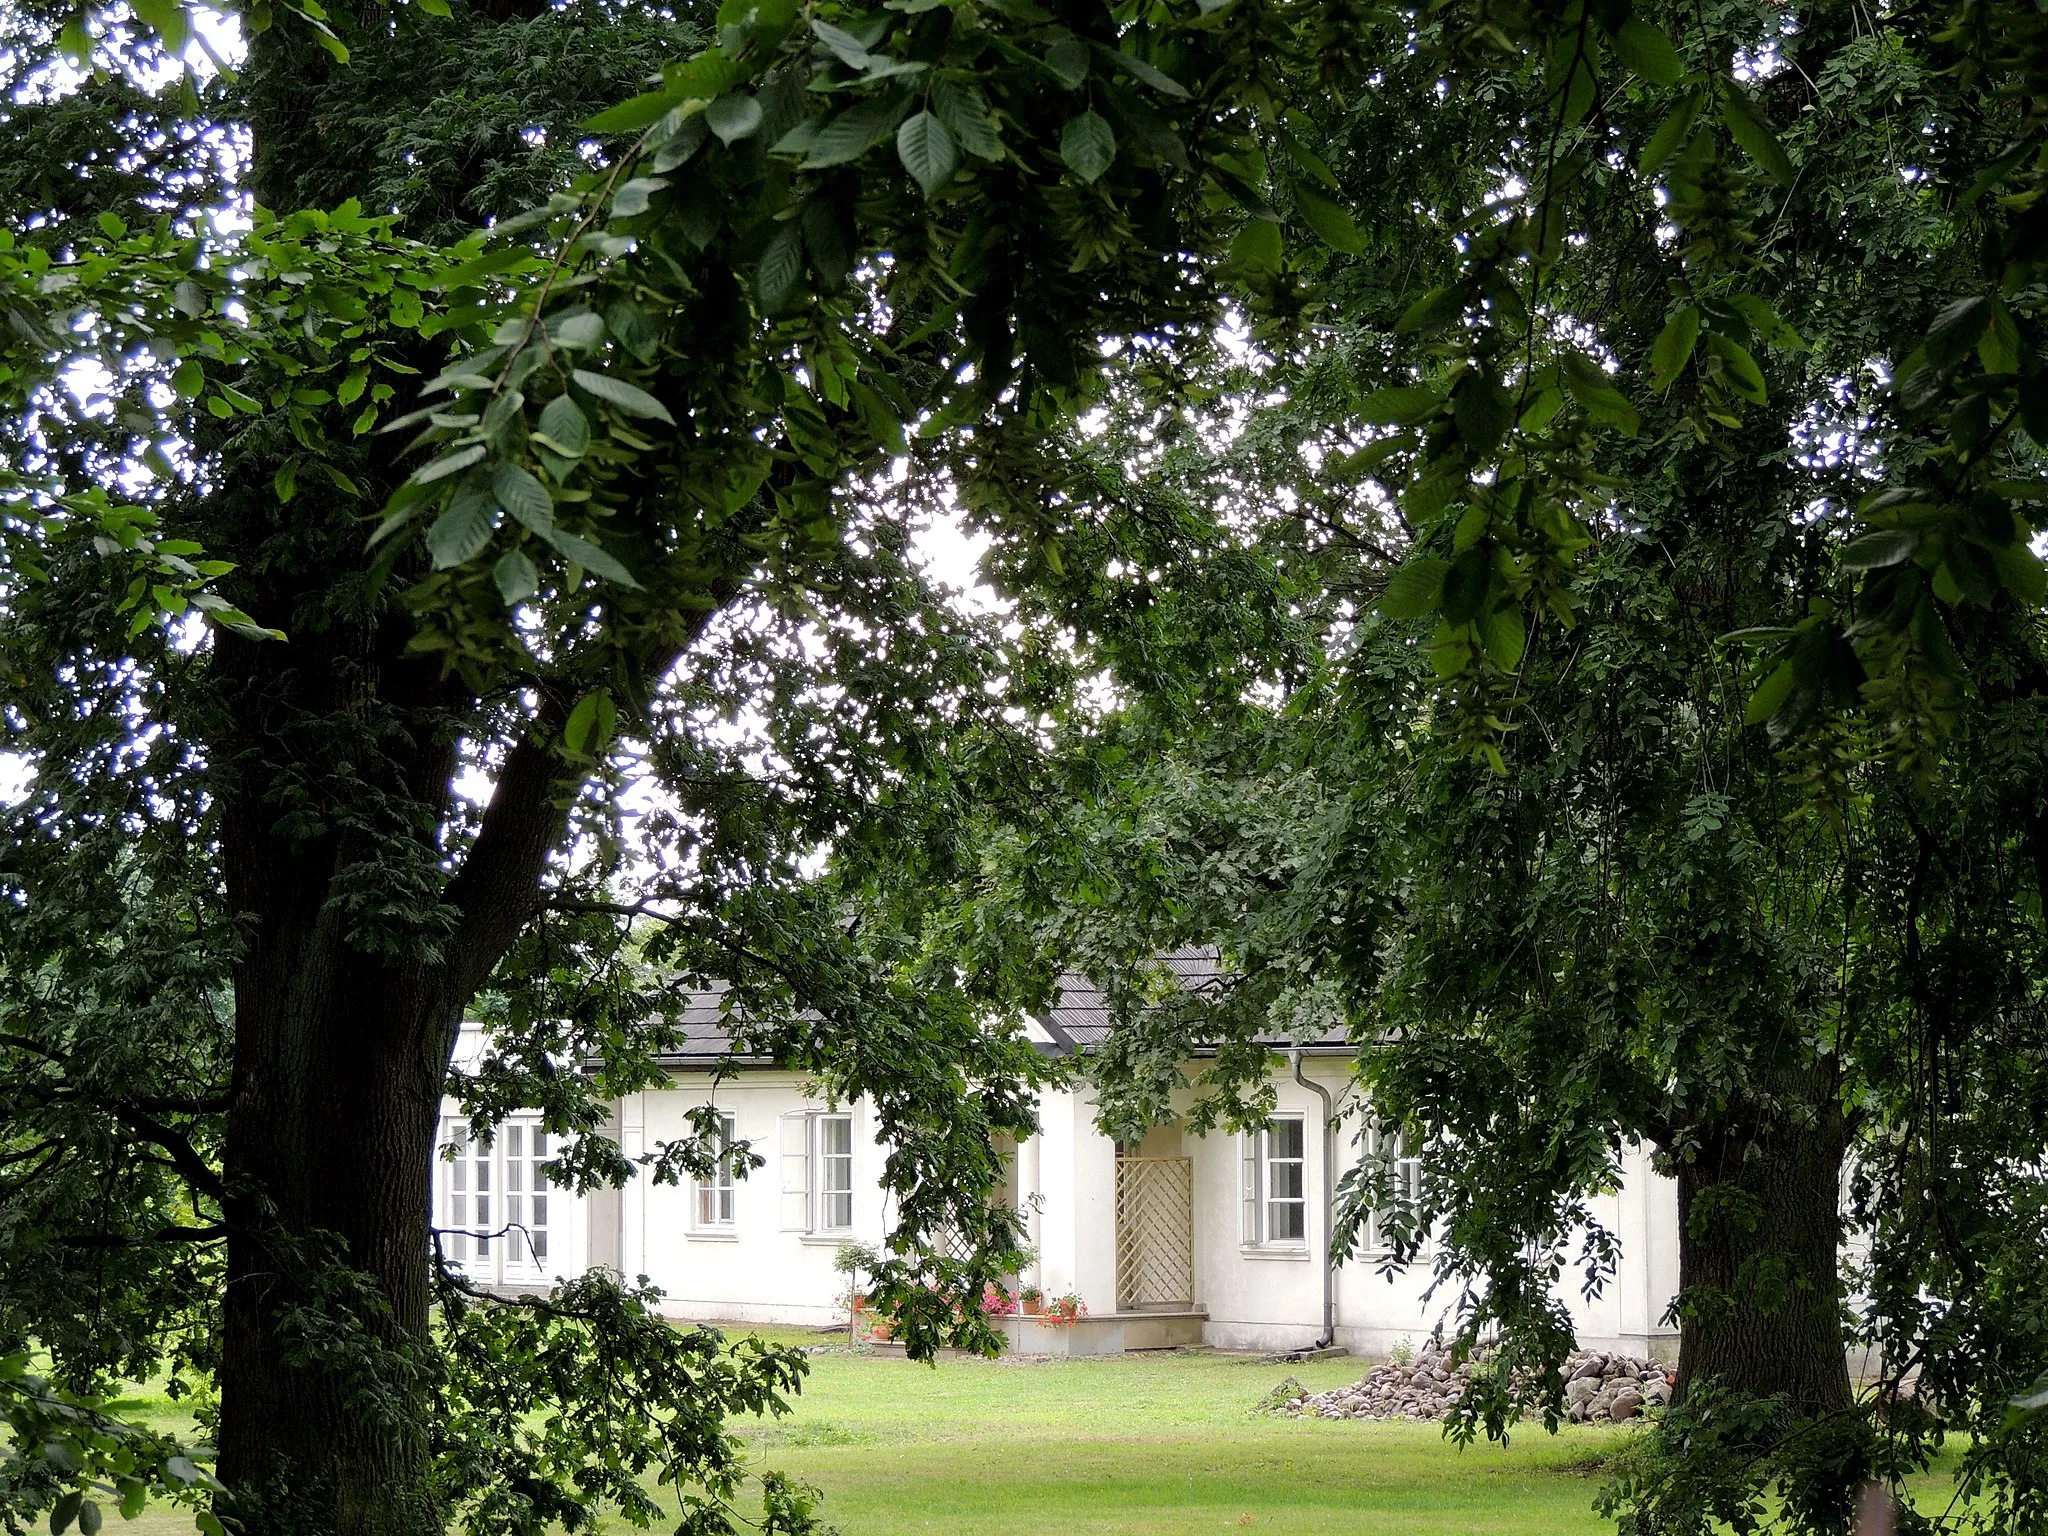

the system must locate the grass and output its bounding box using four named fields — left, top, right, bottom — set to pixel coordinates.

left=721, top=1332, right=1633, bottom=1536
left=110, top=1328, right=1976, bottom=1535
